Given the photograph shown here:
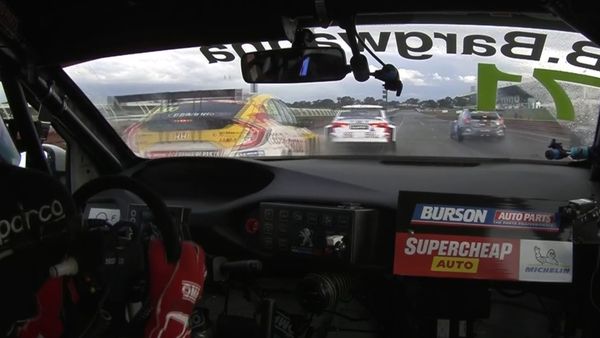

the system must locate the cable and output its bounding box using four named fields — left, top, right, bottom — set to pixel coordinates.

left=77, top=267, right=116, bottom=338
left=536, top=295, right=562, bottom=336
left=323, top=310, right=370, bottom=322
left=495, top=289, right=563, bottom=334
left=78, top=247, right=126, bottom=338
left=495, top=288, right=527, bottom=298
left=356, top=36, right=386, bottom=67
left=77, top=287, right=113, bottom=338
left=77, top=308, right=111, bottom=338
left=223, top=285, right=230, bottom=315
left=590, top=245, right=600, bottom=313
left=328, top=326, right=380, bottom=334
left=491, top=300, right=550, bottom=315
